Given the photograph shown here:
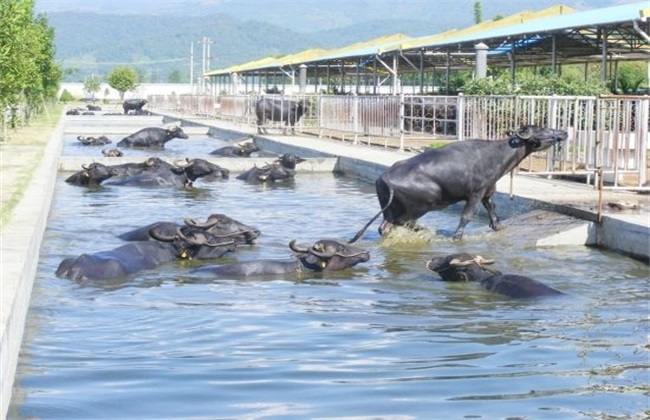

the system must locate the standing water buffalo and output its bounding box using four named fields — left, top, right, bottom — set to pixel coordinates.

left=117, top=126, right=188, bottom=148
left=56, top=226, right=236, bottom=281
left=123, top=99, right=148, bottom=115
left=425, top=253, right=565, bottom=298
left=255, top=97, right=307, bottom=135
left=349, top=125, right=568, bottom=242
left=190, top=239, right=370, bottom=279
